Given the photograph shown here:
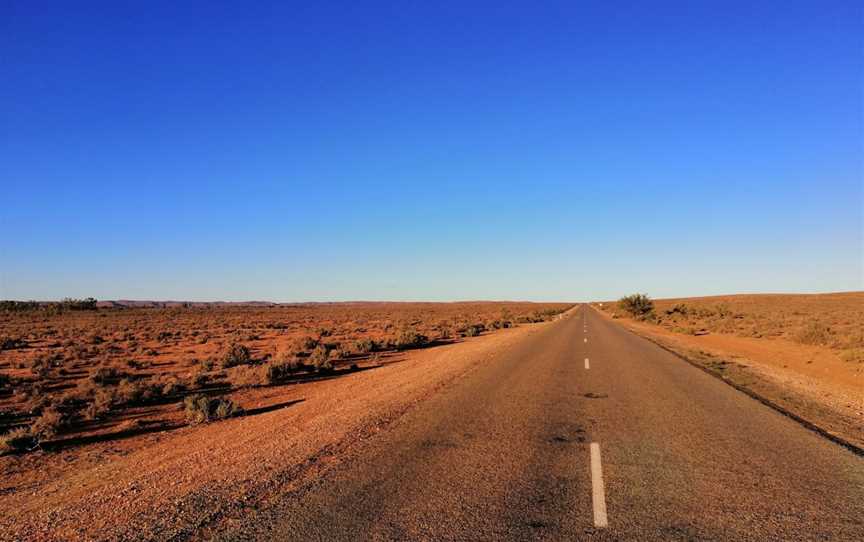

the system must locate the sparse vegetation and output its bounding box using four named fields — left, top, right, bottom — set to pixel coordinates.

left=795, top=322, right=834, bottom=346
left=600, top=293, right=864, bottom=361
left=30, top=406, right=66, bottom=439
left=220, top=342, right=252, bottom=368
left=299, top=336, right=319, bottom=351
left=487, top=319, right=512, bottom=330
left=0, top=301, right=571, bottom=450
left=309, top=344, right=333, bottom=372
left=266, top=358, right=302, bottom=383
left=0, top=297, right=98, bottom=313
left=183, top=394, right=242, bottom=424
left=394, top=329, right=428, bottom=350
left=462, top=324, right=484, bottom=337
left=618, top=294, right=655, bottom=319
left=354, top=338, right=376, bottom=354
